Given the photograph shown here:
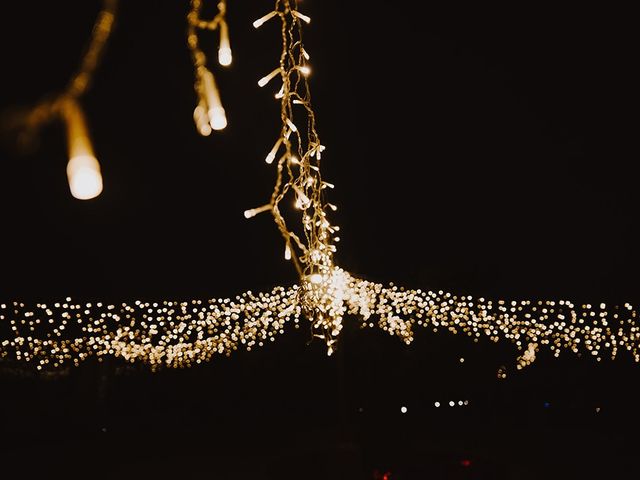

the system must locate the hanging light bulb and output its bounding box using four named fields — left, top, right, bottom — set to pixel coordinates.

left=258, top=67, right=282, bottom=87
left=253, top=11, right=277, bottom=29
left=63, top=99, right=103, bottom=200
left=218, top=21, right=232, bottom=66
left=284, top=244, right=292, bottom=260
